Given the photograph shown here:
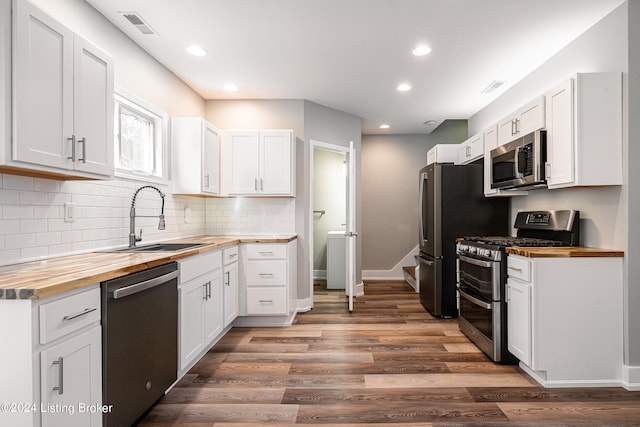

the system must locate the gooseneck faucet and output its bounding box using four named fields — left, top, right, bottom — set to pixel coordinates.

left=129, top=185, right=166, bottom=247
